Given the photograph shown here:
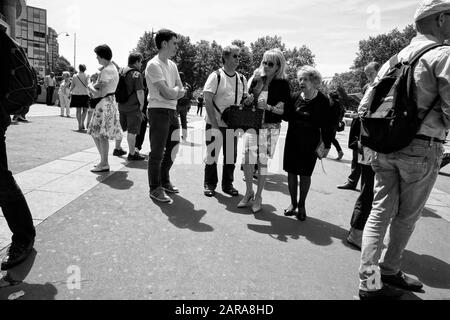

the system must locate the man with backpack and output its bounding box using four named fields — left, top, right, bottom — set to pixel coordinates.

left=113, top=52, right=146, bottom=161
left=203, top=45, right=247, bottom=198
left=0, top=28, right=36, bottom=270
left=357, top=0, right=450, bottom=300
